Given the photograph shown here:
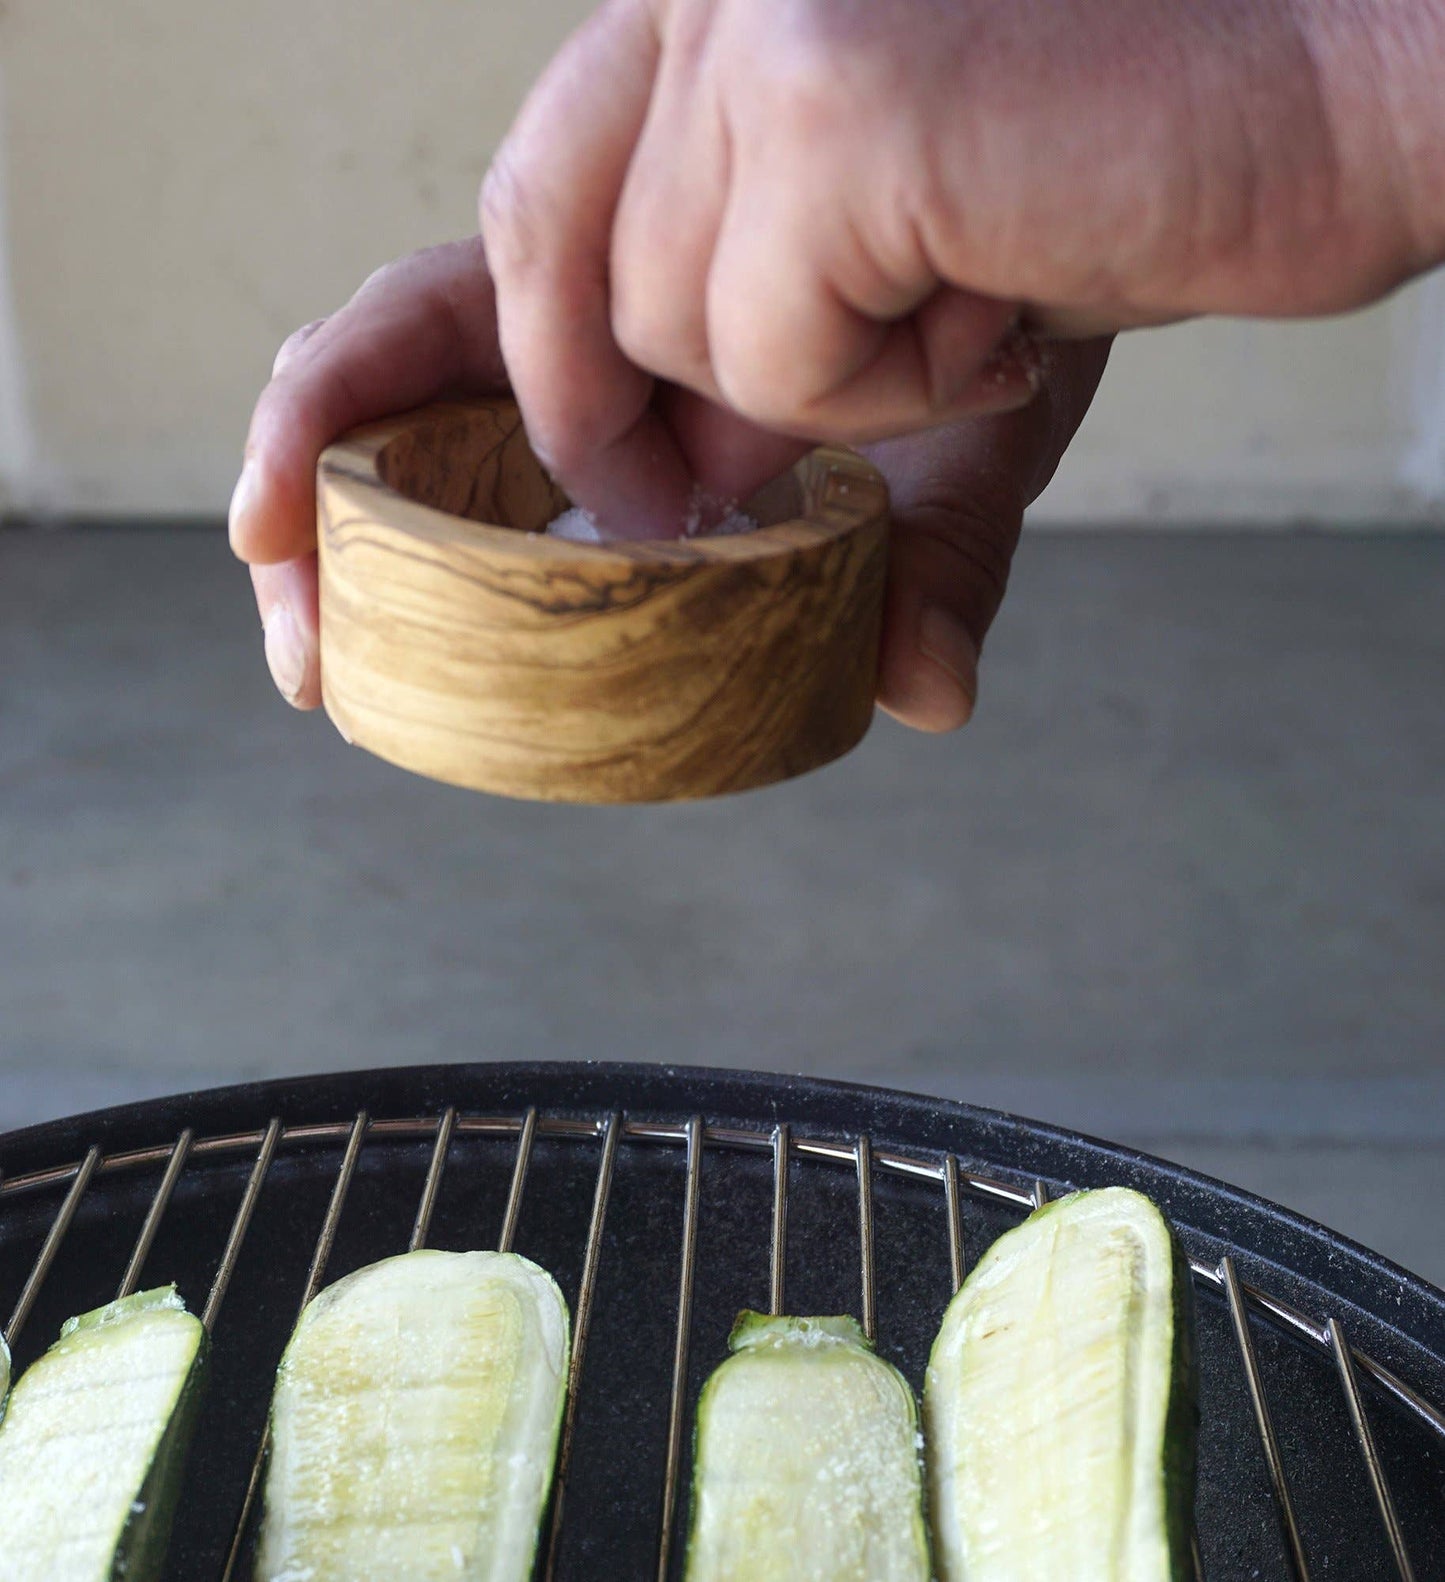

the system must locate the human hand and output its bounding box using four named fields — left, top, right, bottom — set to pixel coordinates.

left=482, top=0, right=1444, bottom=532
left=229, top=239, right=1108, bottom=730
